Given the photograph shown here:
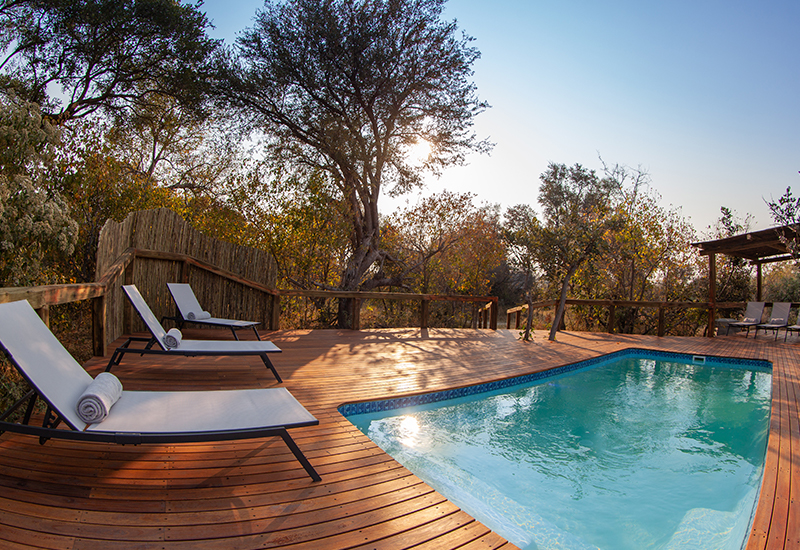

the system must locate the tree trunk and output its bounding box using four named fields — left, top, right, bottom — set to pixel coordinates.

left=549, top=263, right=580, bottom=341
left=521, top=272, right=534, bottom=342
left=522, top=292, right=534, bottom=341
